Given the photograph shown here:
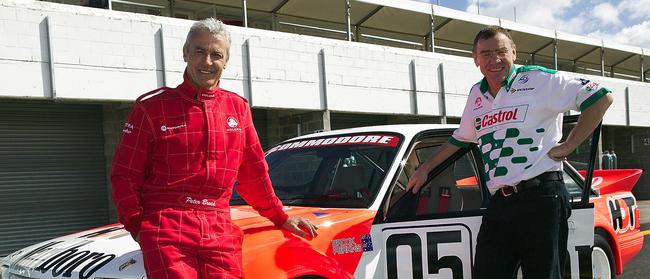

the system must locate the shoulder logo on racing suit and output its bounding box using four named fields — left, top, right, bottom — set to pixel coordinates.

left=474, top=105, right=528, bottom=132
